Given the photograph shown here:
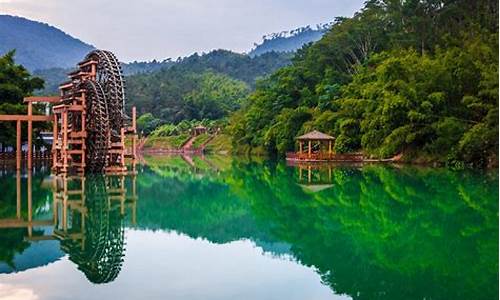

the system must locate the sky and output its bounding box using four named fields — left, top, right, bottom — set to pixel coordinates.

left=0, top=0, right=365, bottom=62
